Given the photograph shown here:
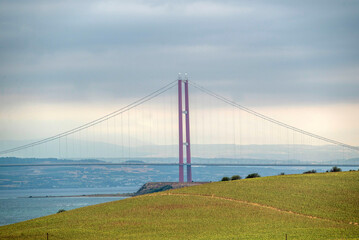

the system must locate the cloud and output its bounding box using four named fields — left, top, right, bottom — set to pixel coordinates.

left=0, top=0, right=358, bottom=107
